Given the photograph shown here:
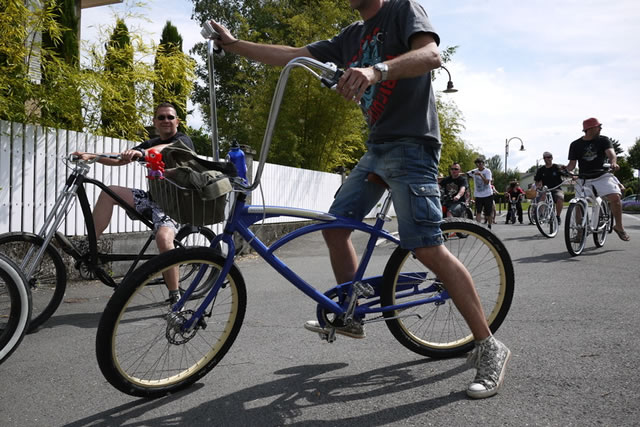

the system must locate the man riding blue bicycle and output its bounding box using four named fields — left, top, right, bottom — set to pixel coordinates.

left=209, top=0, right=510, bottom=399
